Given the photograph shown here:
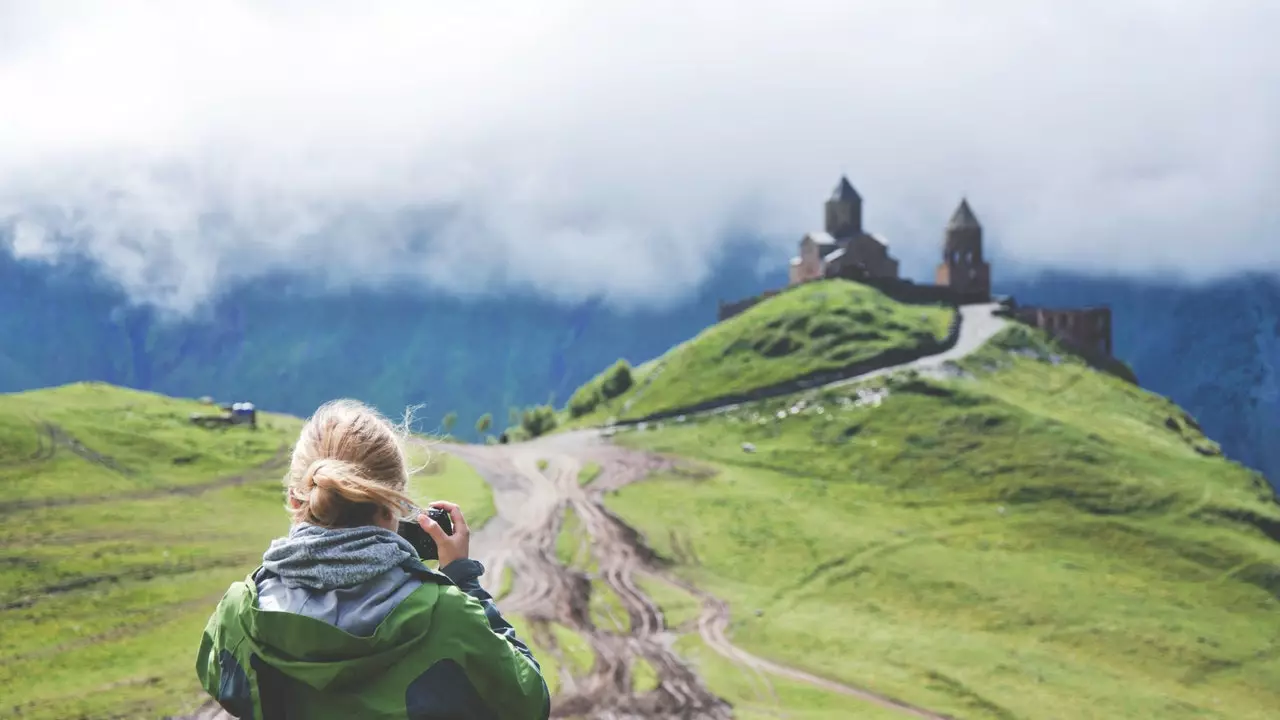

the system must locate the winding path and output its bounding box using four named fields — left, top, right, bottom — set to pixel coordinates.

left=451, top=433, right=957, bottom=719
